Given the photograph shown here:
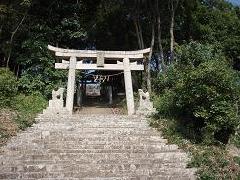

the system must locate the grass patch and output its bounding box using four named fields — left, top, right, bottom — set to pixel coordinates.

left=150, top=116, right=240, bottom=180
left=0, top=93, right=47, bottom=146
left=12, top=93, right=47, bottom=129
left=231, top=132, right=240, bottom=149
left=0, top=109, right=18, bottom=146
left=234, top=156, right=240, bottom=166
